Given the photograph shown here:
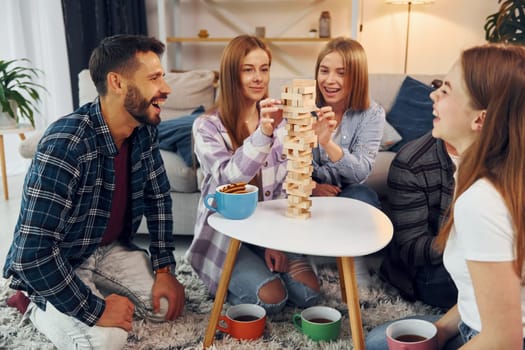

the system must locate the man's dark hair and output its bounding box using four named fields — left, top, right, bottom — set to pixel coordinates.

left=89, top=34, right=165, bottom=96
